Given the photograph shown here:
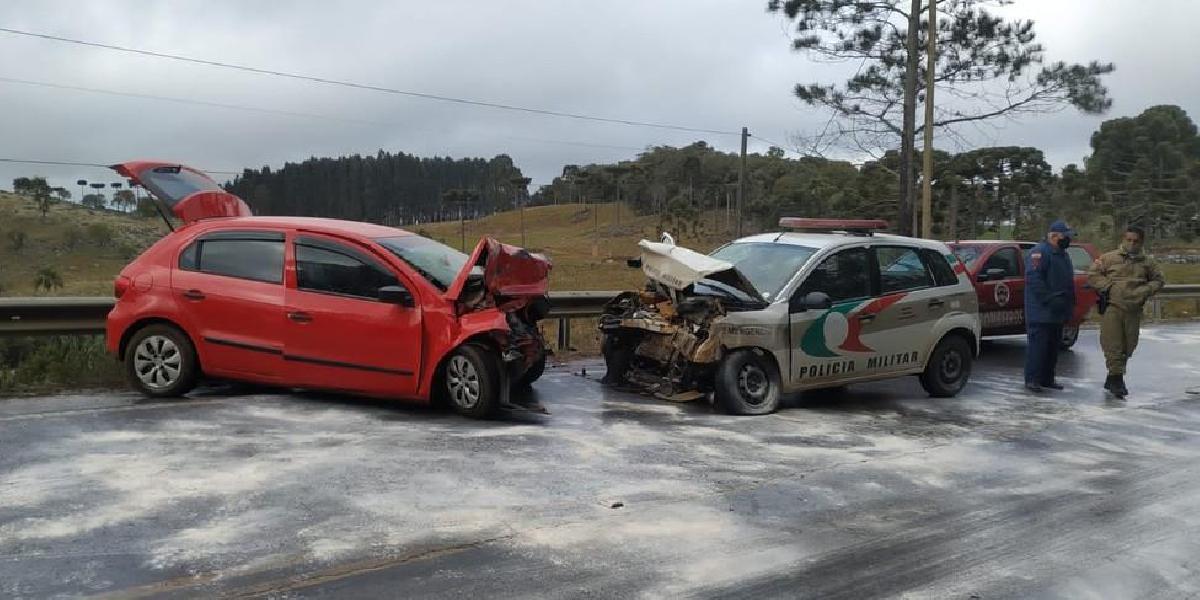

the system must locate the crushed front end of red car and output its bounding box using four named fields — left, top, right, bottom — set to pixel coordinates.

left=448, top=237, right=554, bottom=411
